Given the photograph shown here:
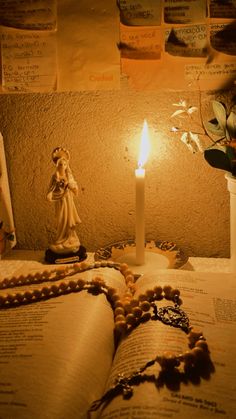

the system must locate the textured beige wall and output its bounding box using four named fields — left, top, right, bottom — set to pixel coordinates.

left=0, top=85, right=234, bottom=258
